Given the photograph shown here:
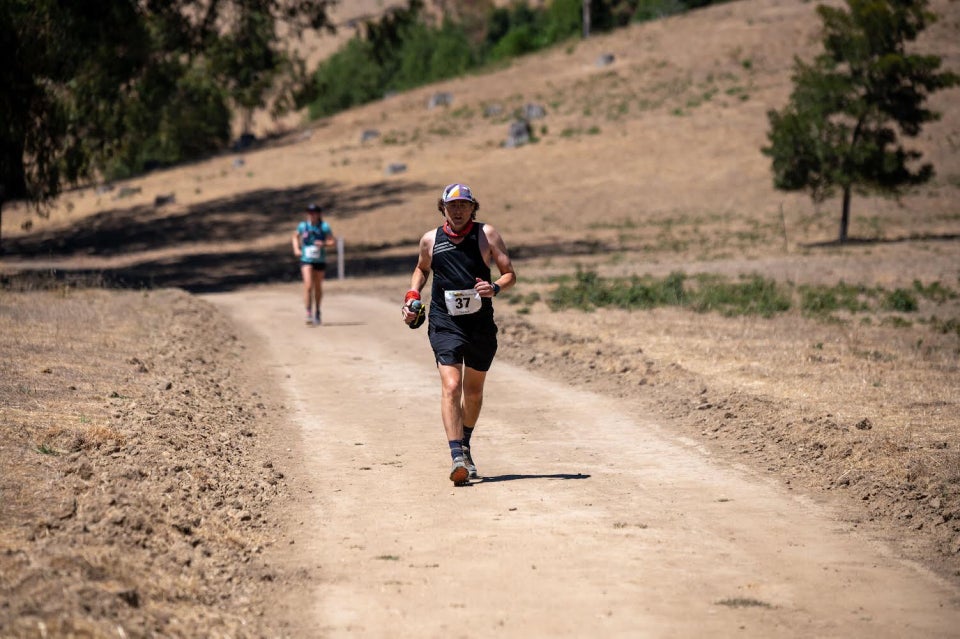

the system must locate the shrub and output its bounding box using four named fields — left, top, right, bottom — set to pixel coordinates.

left=799, top=282, right=871, bottom=316
left=548, top=269, right=788, bottom=317
left=690, top=274, right=791, bottom=318
left=104, top=62, right=230, bottom=180
left=884, top=288, right=919, bottom=313
left=634, top=0, right=688, bottom=22
left=309, top=39, right=383, bottom=118
left=390, top=21, right=475, bottom=90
